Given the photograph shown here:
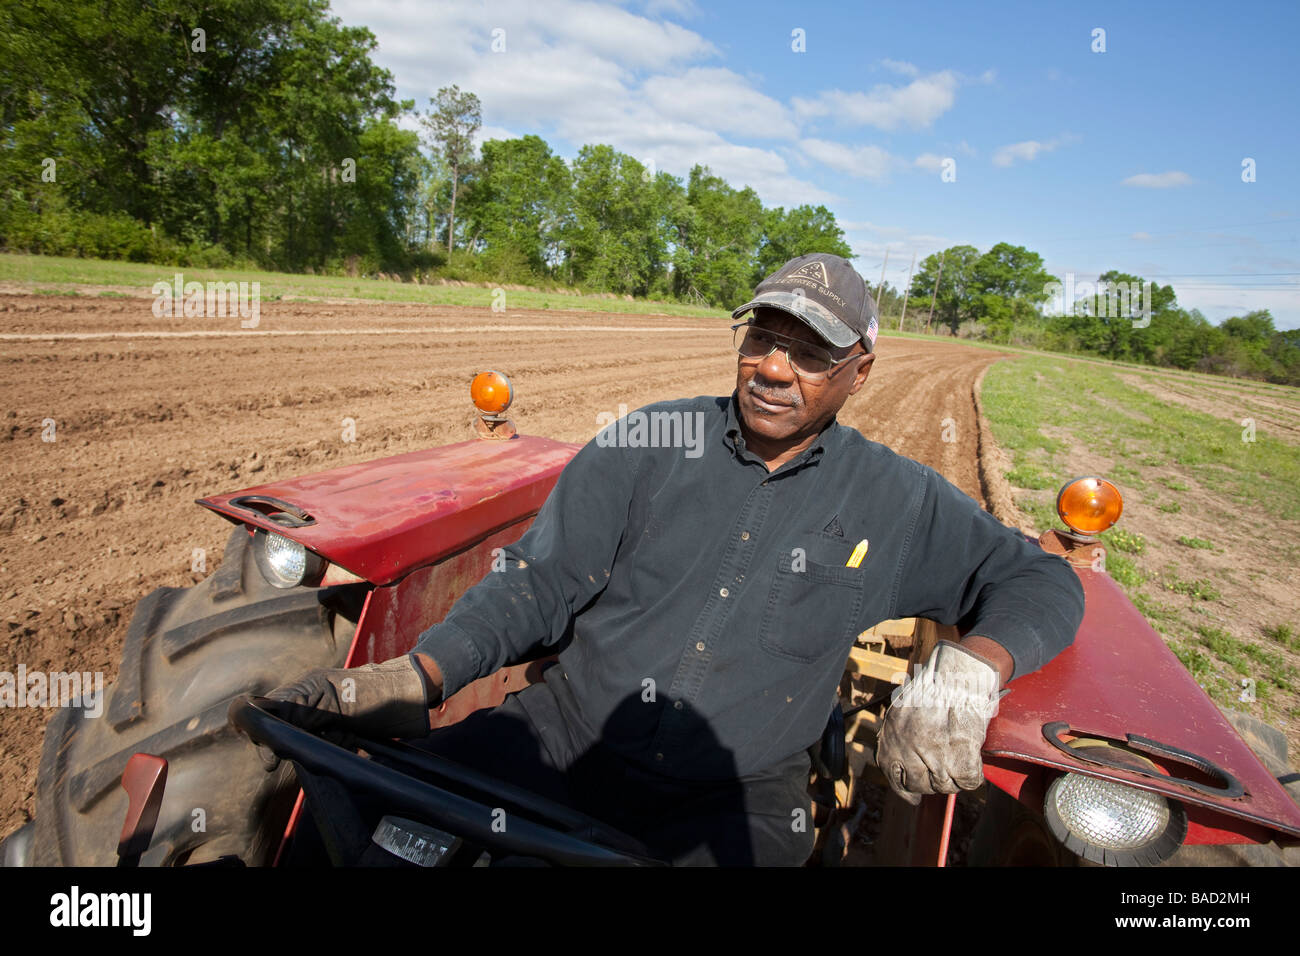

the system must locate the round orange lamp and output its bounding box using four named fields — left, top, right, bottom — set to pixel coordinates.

left=471, top=370, right=513, bottom=418
left=1056, top=476, right=1123, bottom=538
